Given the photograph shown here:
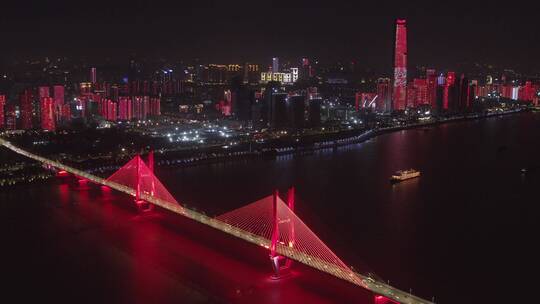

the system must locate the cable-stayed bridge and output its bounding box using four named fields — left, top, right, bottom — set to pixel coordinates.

left=0, top=137, right=432, bottom=304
